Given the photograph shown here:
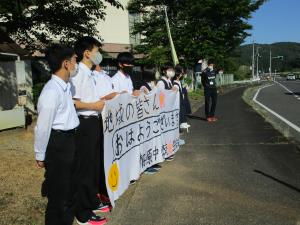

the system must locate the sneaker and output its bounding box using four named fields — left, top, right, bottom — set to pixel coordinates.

left=180, top=123, right=189, bottom=129
left=165, top=156, right=175, bottom=161
left=207, top=117, right=213, bottom=122
left=93, top=202, right=112, bottom=214
left=144, top=167, right=159, bottom=175
left=179, top=138, right=185, bottom=145
left=96, top=194, right=110, bottom=205
left=76, top=215, right=107, bottom=225
left=152, top=164, right=162, bottom=170
left=130, top=180, right=137, bottom=185
left=211, top=117, right=218, bottom=122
